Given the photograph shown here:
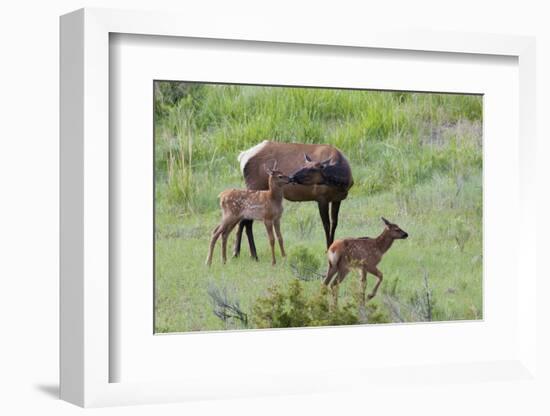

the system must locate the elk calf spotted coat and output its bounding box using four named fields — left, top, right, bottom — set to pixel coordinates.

left=205, top=166, right=290, bottom=266
left=324, top=217, right=409, bottom=306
